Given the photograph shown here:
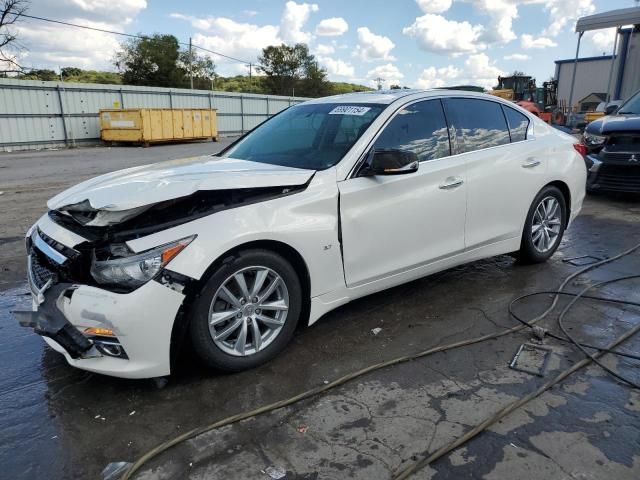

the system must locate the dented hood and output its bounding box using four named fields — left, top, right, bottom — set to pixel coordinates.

left=48, top=156, right=316, bottom=212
